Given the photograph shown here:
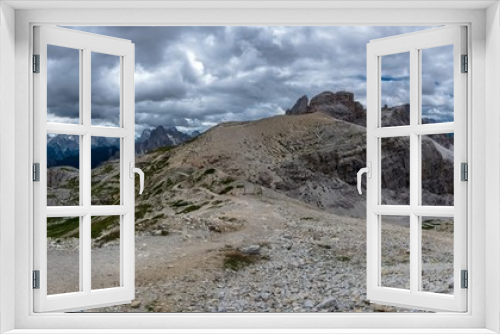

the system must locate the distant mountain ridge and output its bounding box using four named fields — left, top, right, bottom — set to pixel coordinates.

left=47, top=126, right=195, bottom=168
left=135, top=126, right=195, bottom=155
